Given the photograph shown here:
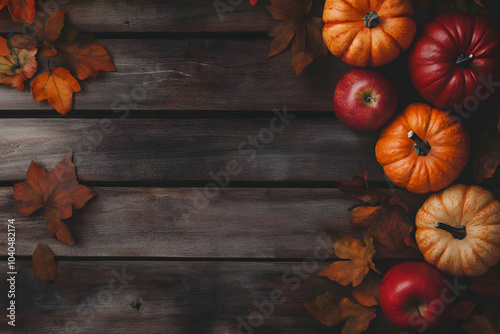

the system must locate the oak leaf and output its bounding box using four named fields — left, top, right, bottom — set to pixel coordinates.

left=266, top=0, right=328, bottom=76
left=56, top=33, right=116, bottom=80
left=351, top=272, right=381, bottom=307
left=319, top=232, right=380, bottom=287
left=0, top=0, right=35, bottom=24
left=339, top=174, right=415, bottom=252
left=13, top=153, right=95, bottom=245
left=0, top=44, right=37, bottom=90
left=31, top=67, right=81, bottom=115
left=33, top=244, right=57, bottom=281
left=305, top=292, right=376, bottom=334
left=473, top=131, right=500, bottom=183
